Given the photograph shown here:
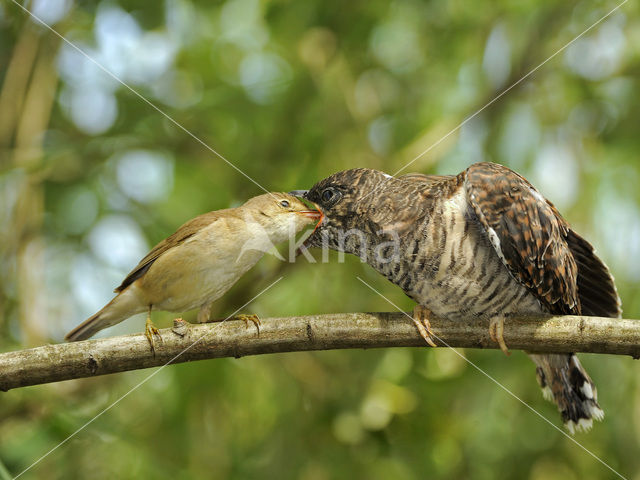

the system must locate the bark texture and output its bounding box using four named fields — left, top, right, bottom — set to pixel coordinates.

left=1, top=313, right=639, bottom=391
